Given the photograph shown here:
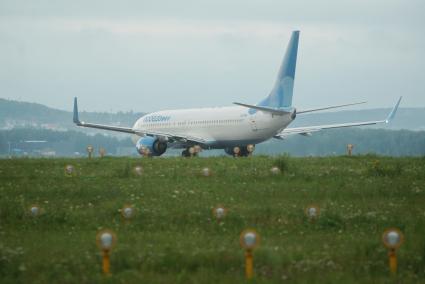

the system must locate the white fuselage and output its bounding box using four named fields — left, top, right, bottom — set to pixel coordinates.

left=133, top=106, right=294, bottom=149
